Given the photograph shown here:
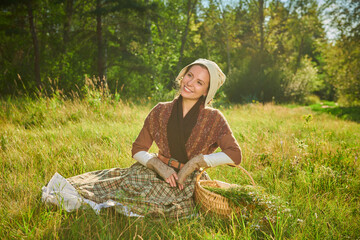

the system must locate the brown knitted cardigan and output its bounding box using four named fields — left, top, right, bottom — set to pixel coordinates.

left=132, top=98, right=241, bottom=165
